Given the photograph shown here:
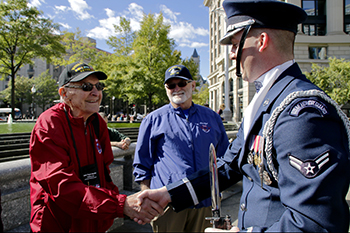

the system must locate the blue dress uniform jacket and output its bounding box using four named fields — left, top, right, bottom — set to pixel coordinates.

left=167, top=63, right=350, bottom=232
